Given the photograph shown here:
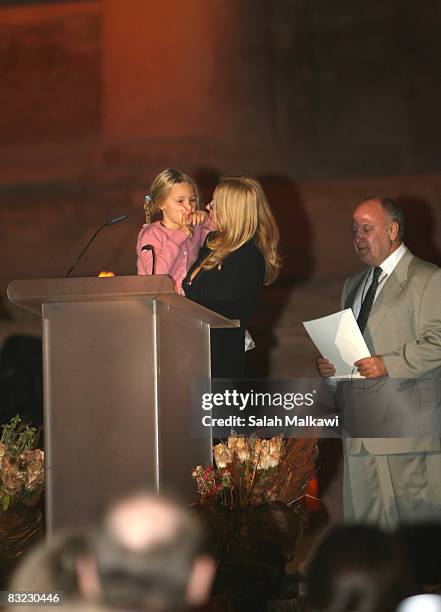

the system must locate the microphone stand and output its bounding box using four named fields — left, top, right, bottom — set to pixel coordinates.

left=65, top=215, right=127, bottom=278
left=141, top=244, right=156, bottom=275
